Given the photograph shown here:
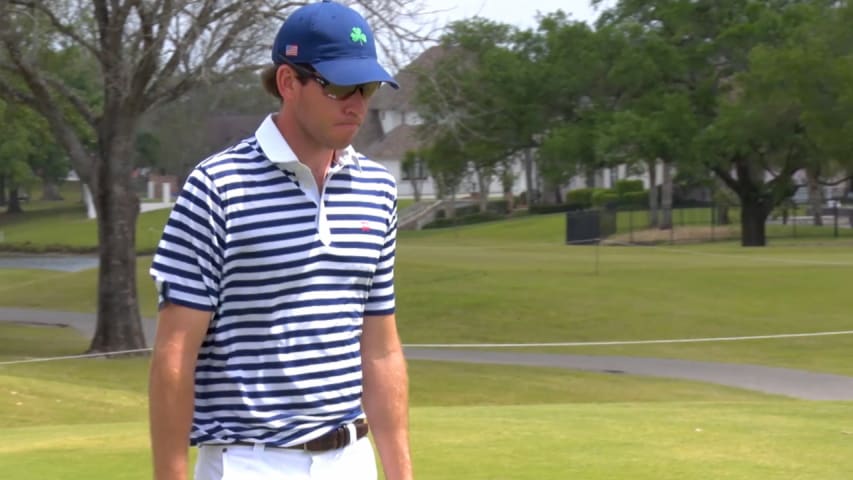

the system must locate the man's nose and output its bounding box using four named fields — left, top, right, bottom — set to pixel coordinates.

left=343, top=90, right=368, bottom=113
